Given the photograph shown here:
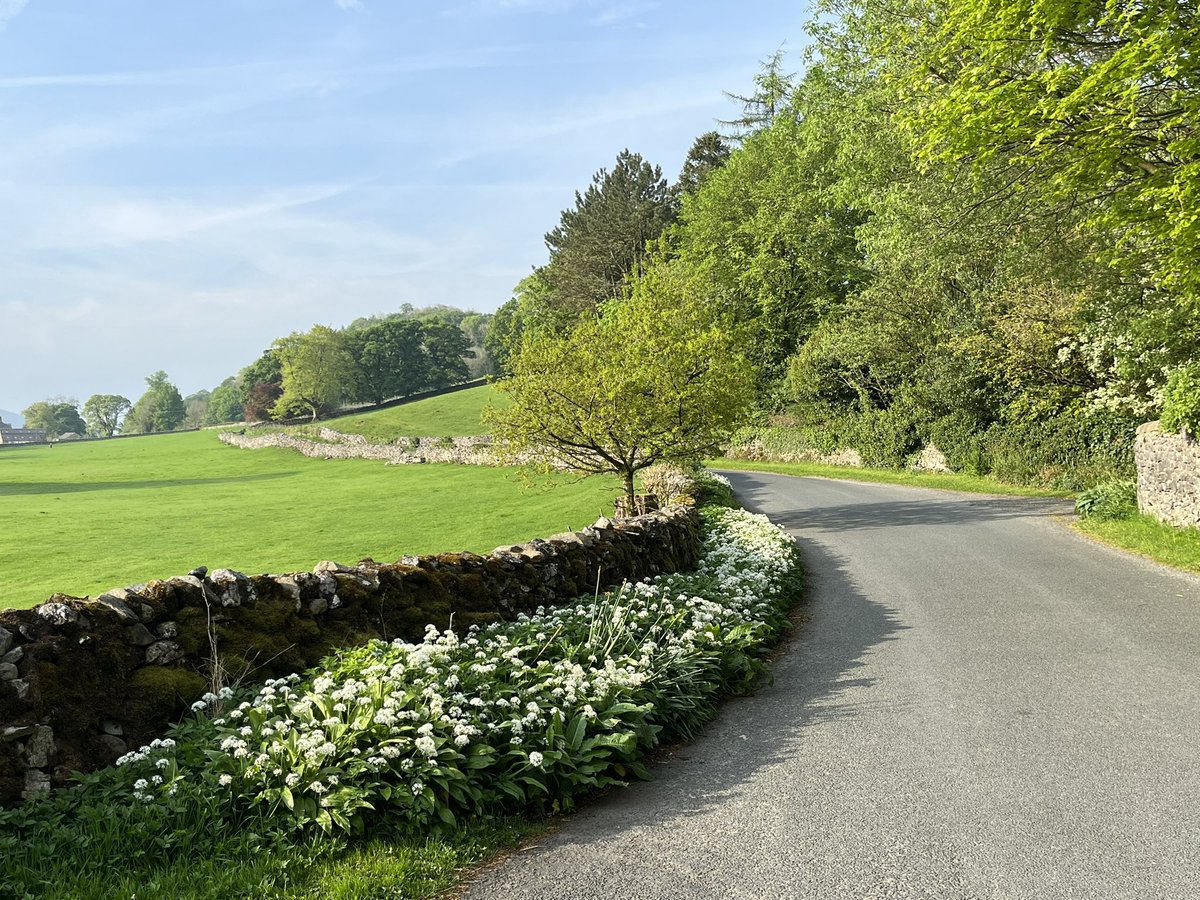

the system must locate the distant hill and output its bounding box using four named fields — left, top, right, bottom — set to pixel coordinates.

left=0, top=409, right=23, bottom=427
